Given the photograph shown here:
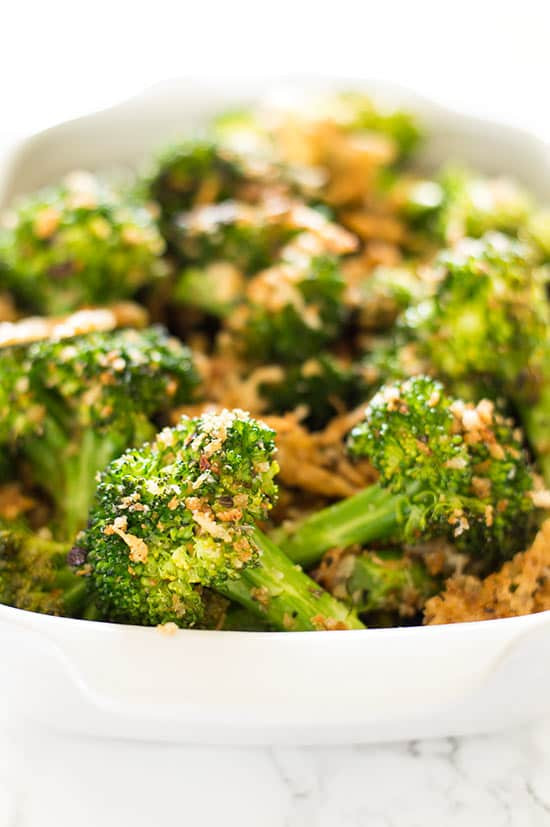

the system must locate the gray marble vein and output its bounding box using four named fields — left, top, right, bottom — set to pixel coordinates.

left=0, top=719, right=549, bottom=827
